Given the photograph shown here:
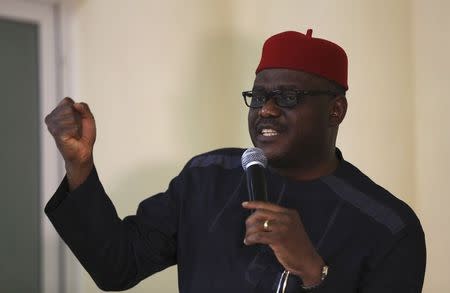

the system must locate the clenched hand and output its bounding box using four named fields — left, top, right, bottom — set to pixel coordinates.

left=45, top=97, right=96, bottom=190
